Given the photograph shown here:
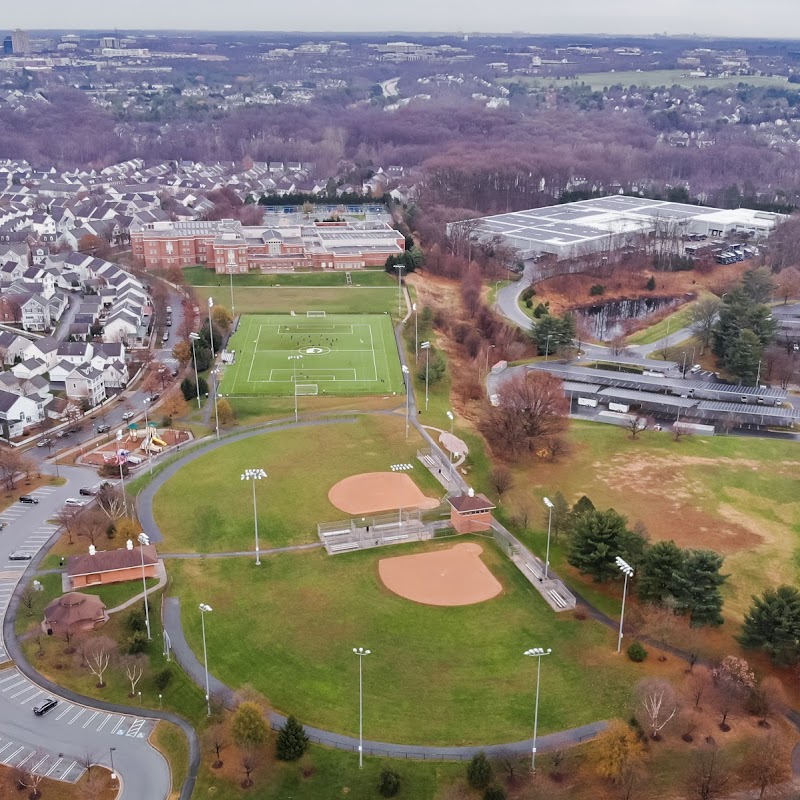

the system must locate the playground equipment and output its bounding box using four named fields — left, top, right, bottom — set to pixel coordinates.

left=138, top=423, right=168, bottom=454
